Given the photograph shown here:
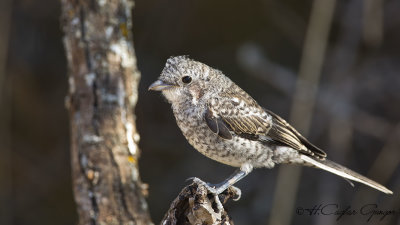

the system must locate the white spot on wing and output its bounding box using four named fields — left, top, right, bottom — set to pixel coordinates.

left=232, top=97, right=240, bottom=103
